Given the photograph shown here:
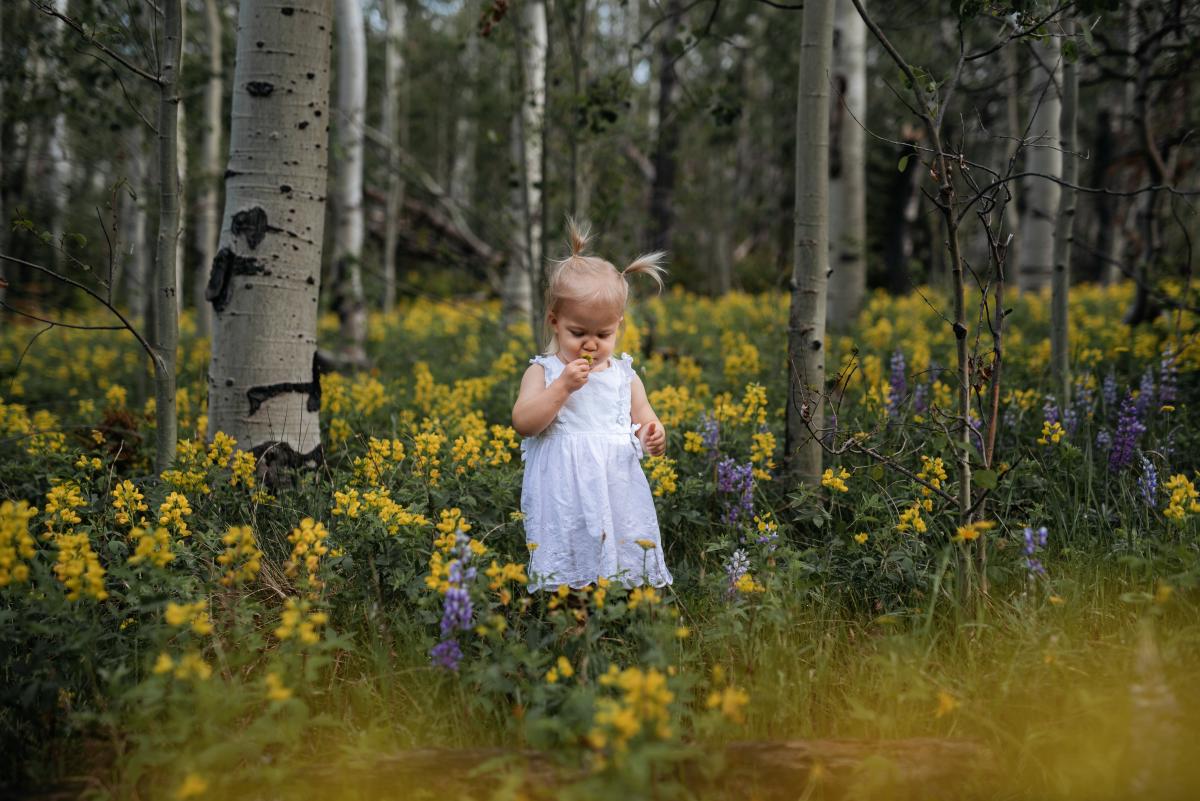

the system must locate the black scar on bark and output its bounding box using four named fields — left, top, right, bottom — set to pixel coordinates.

left=231, top=207, right=270, bottom=249
left=250, top=441, right=324, bottom=492
left=281, top=6, right=295, bottom=15
left=206, top=248, right=264, bottom=312
left=246, top=81, right=274, bottom=97
left=245, top=351, right=322, bottom=417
